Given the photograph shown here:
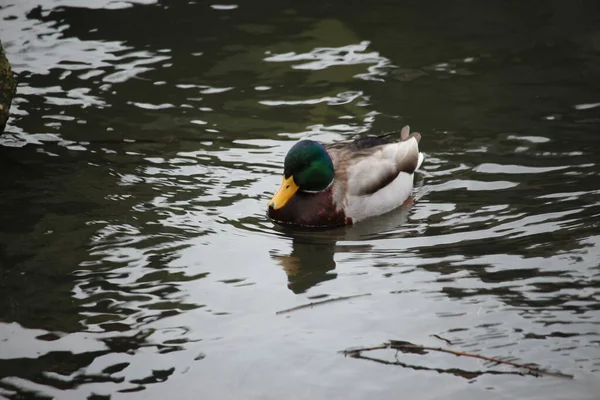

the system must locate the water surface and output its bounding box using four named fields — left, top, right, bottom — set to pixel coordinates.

left=1, top=1, right=599, bottom=399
